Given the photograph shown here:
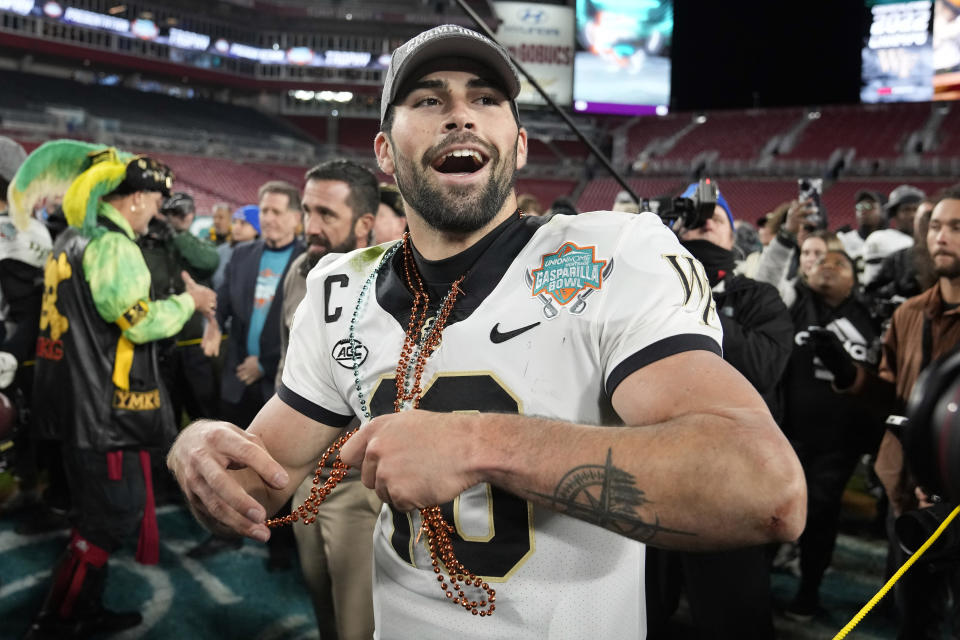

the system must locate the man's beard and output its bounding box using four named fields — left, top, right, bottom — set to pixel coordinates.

left=392, top=133, right=517, bottom=234
left=934, top=252, right=960, bottom=279
left=300, top=230, right=357, bottom=276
